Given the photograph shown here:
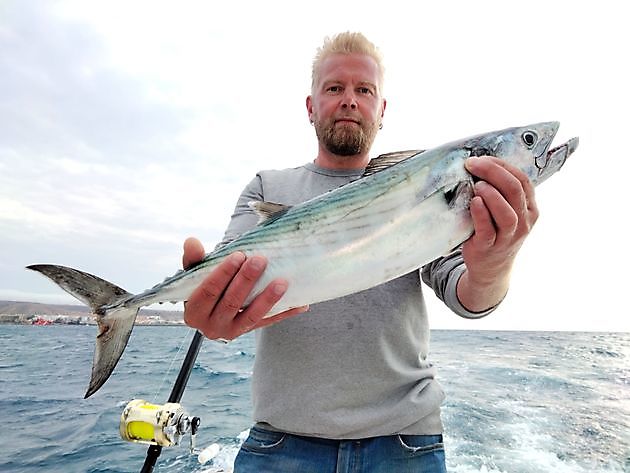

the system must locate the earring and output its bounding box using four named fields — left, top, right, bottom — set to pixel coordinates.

left=379, top=123, right=383, bottom=130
